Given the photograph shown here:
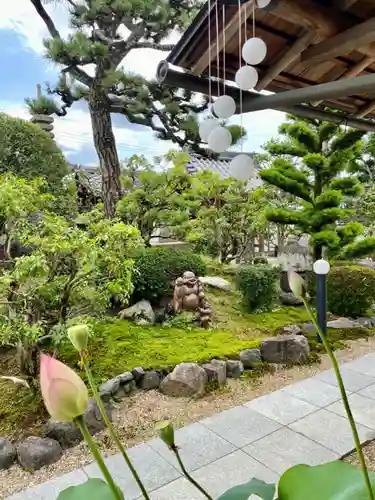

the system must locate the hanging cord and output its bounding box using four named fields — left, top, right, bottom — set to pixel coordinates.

left=215, top=0, right=220, bottom=97
left=208, top=0, right=212, bottom=104
left=222, top=5, right=226, bottom=94
left=252, top=0, right=255, bottom=38
left=238, top=0, right=243, bottom=151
